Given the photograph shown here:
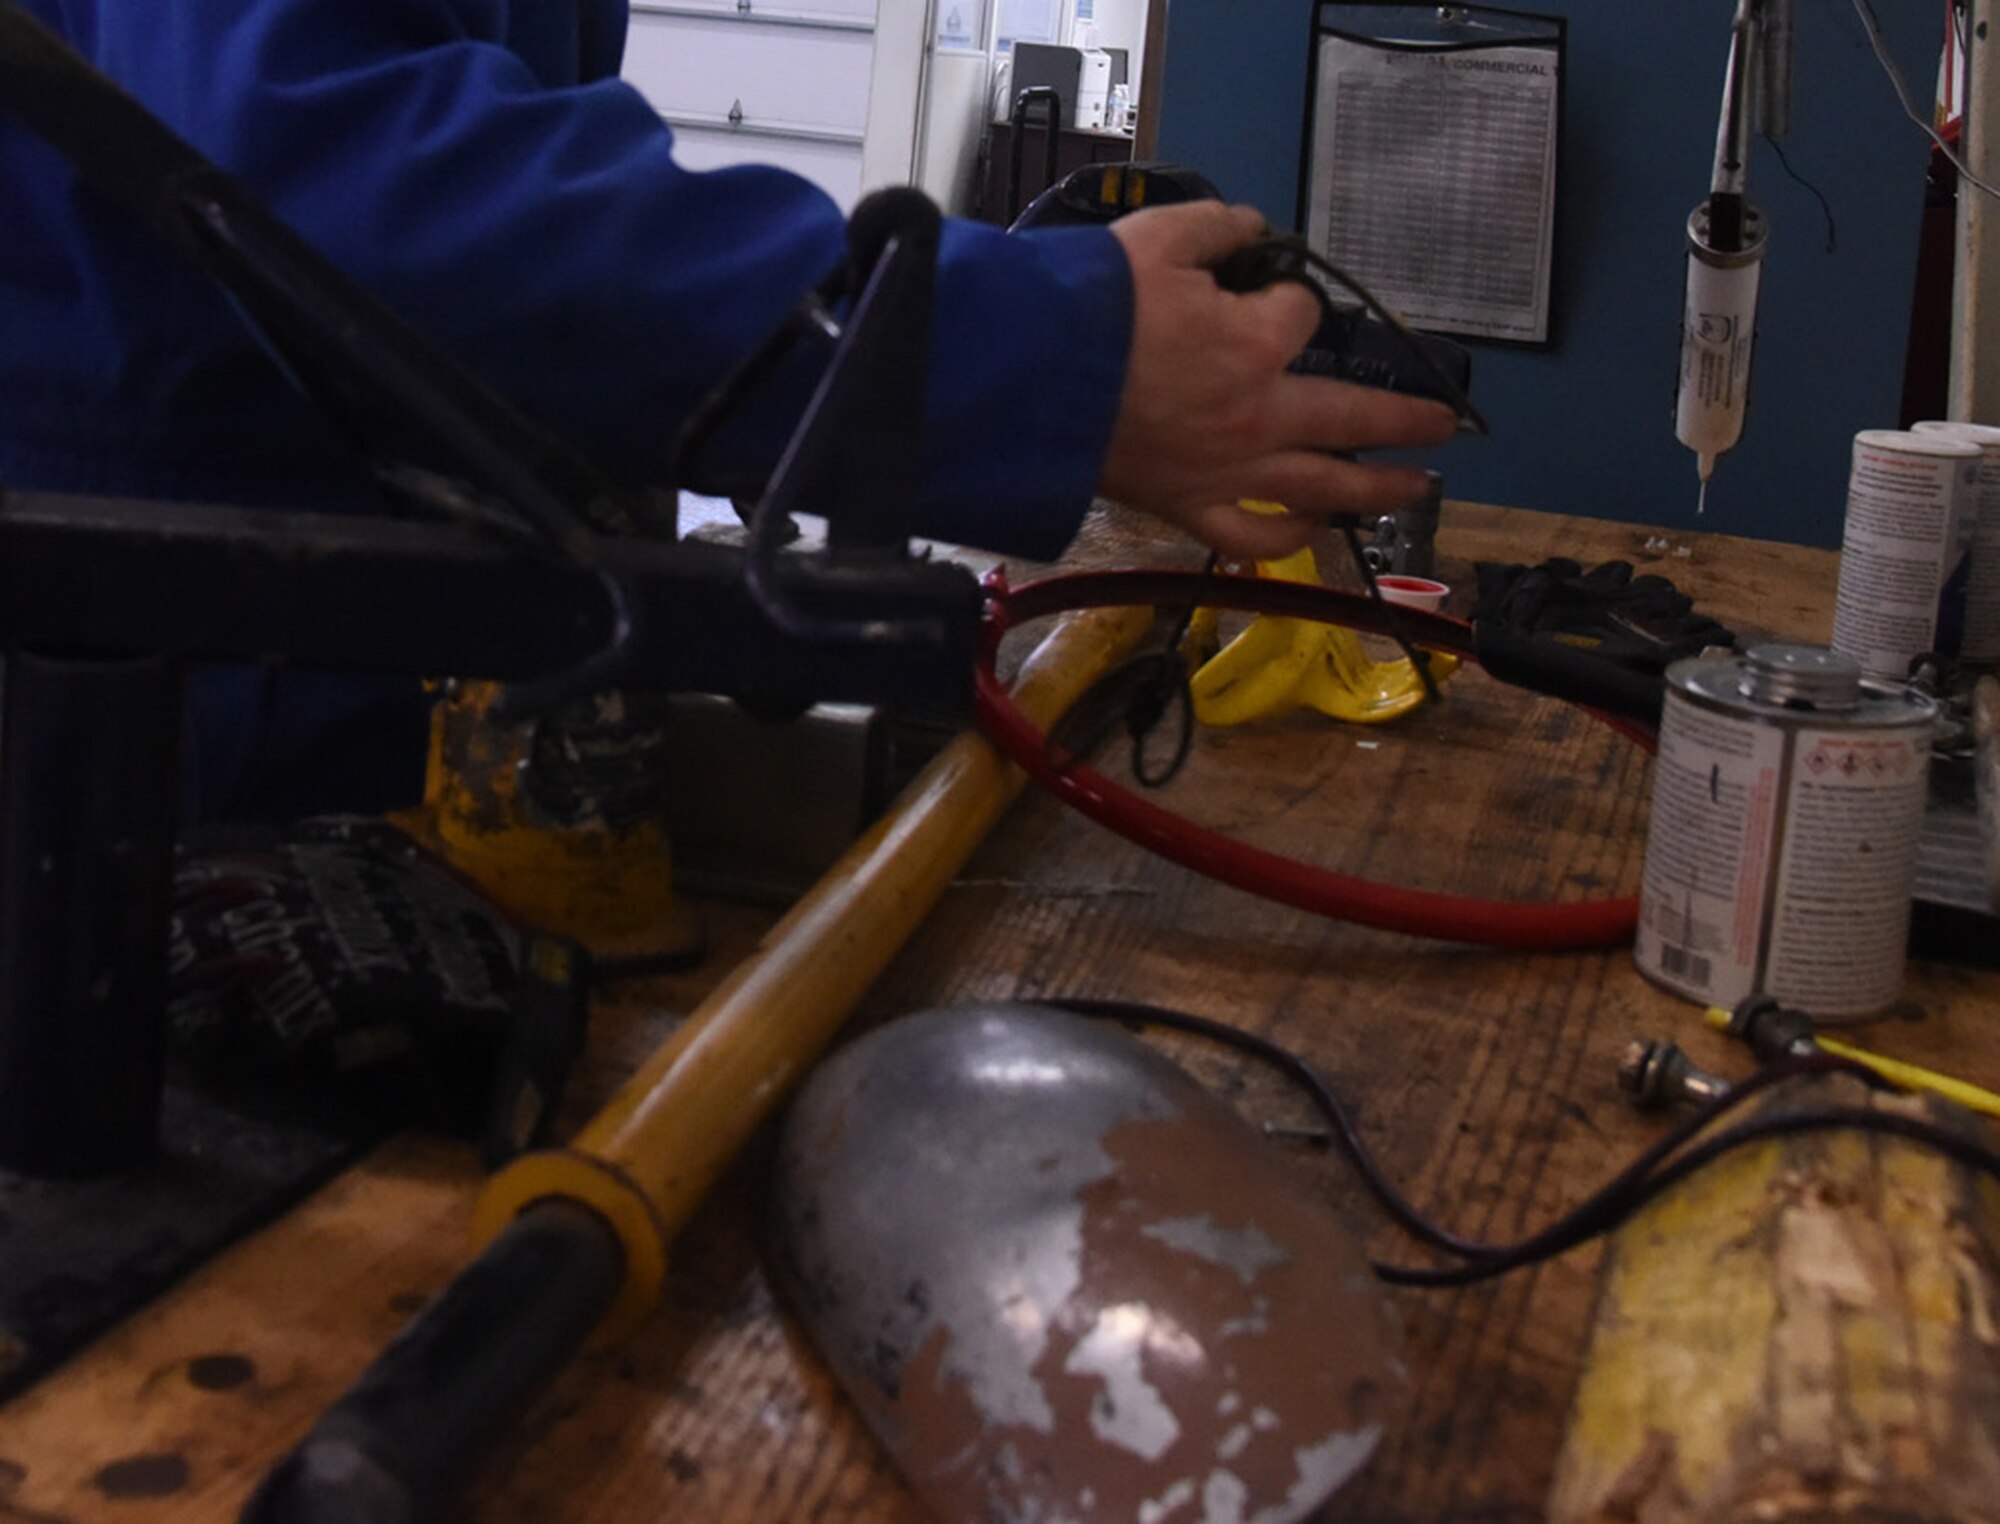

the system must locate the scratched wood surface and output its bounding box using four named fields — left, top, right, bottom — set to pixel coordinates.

left=3, top=503, right=1997, bottom=1524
